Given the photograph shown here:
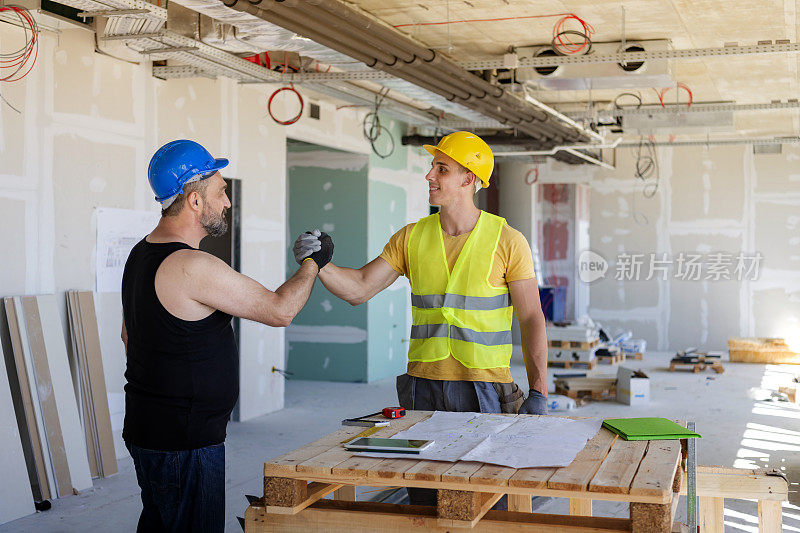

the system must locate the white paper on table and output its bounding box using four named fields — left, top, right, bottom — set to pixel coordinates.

left=460, top=416, right=603, bottom=468
left=356, top=411, right=603, bottom=468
